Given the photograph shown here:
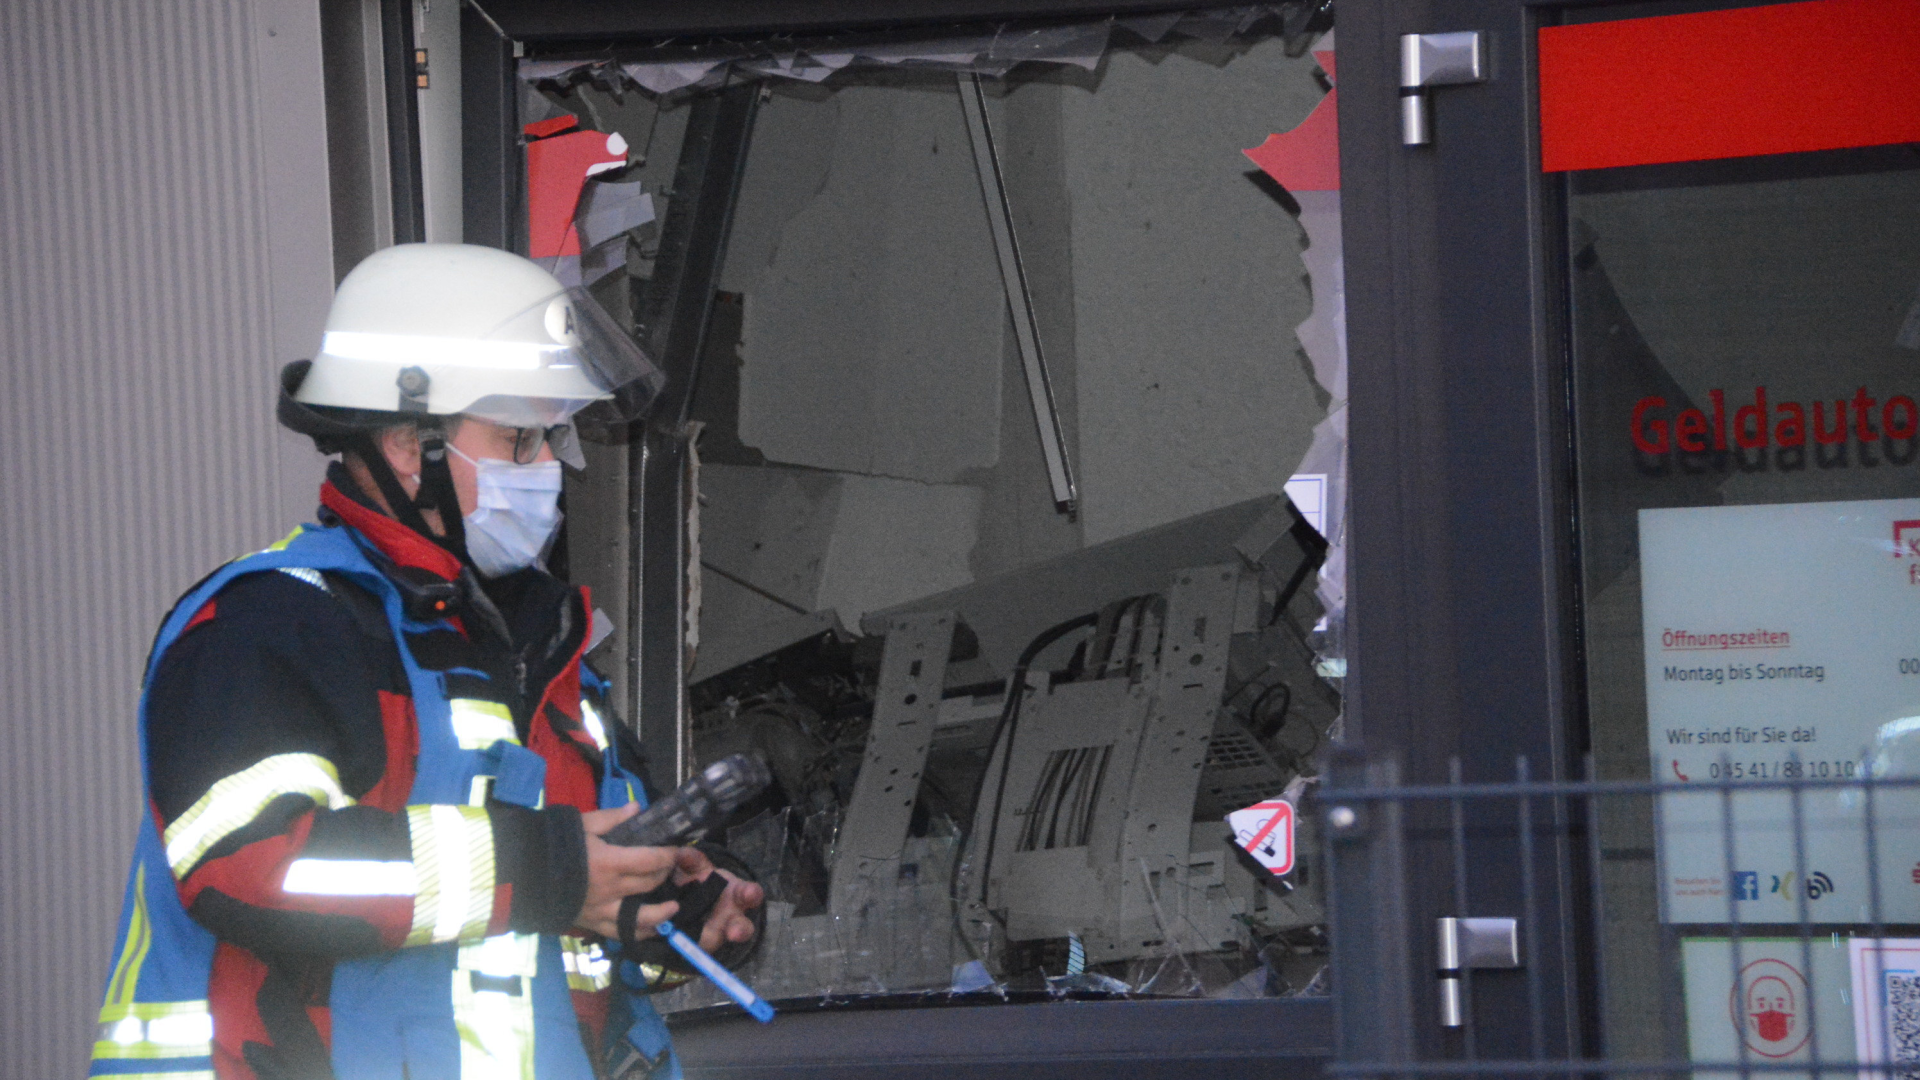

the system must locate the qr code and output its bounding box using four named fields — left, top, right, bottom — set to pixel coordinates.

left=1884, top=973, right=1920, bottom=1080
